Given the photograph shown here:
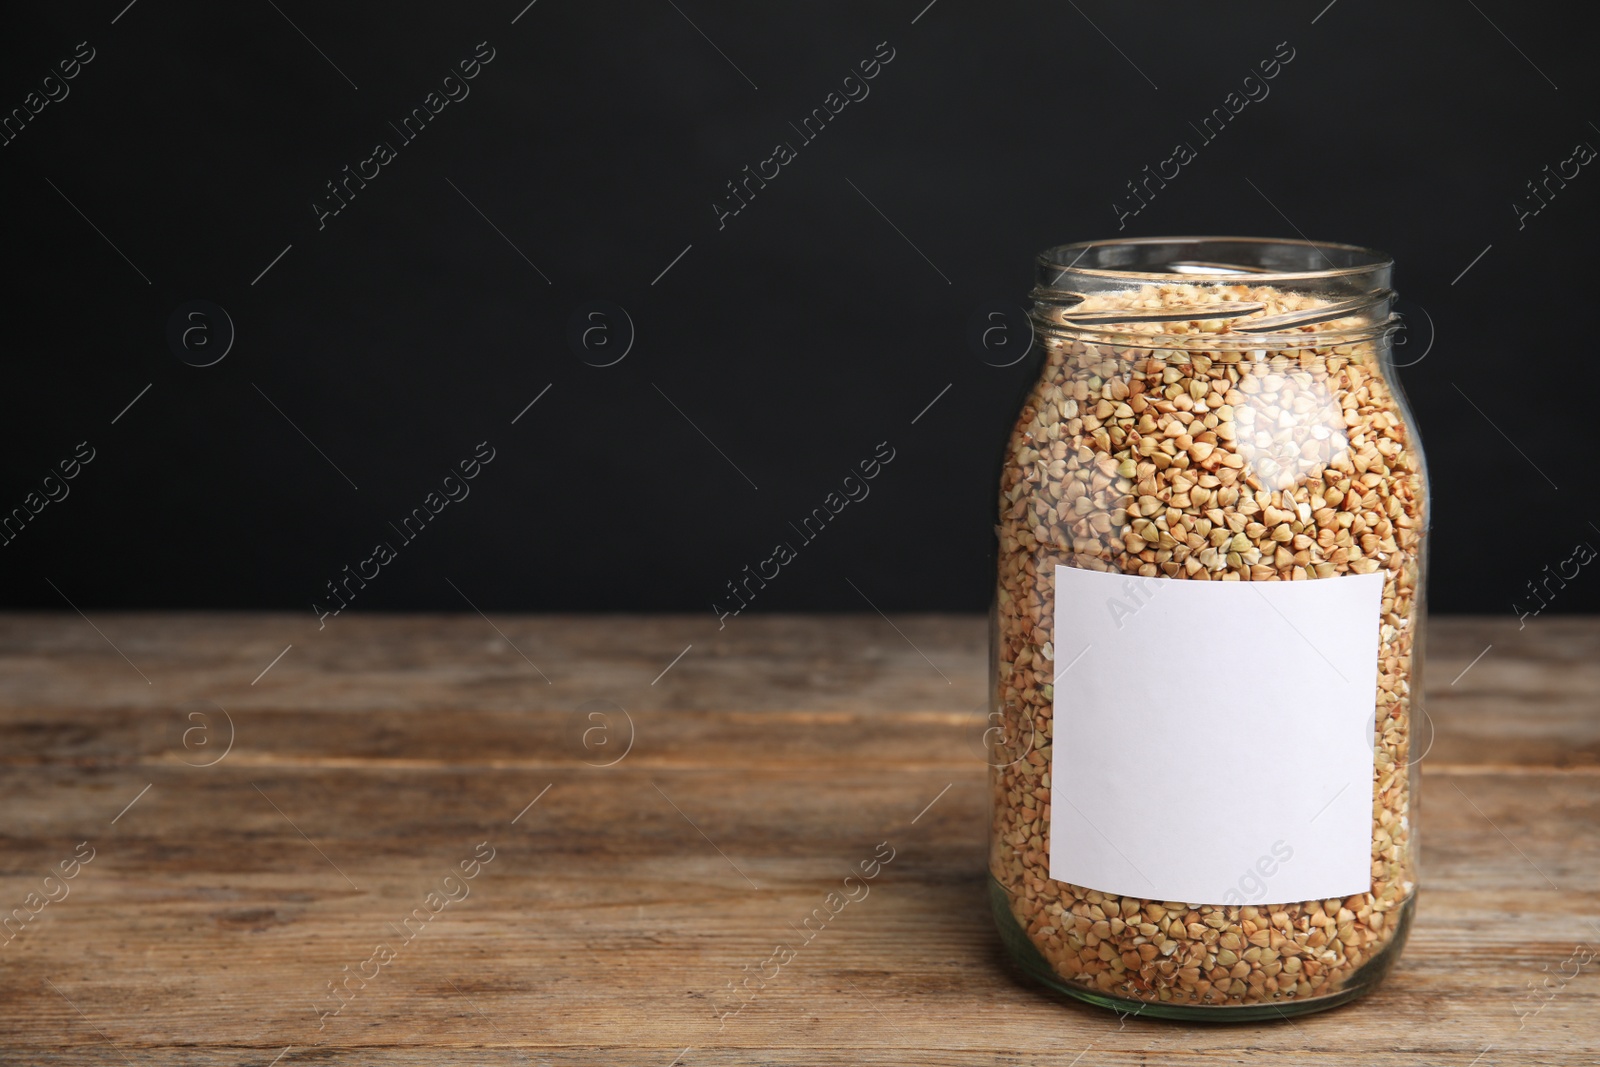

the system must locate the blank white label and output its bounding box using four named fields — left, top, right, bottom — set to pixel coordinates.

left=1049, top=565, right=1384, bottom=906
